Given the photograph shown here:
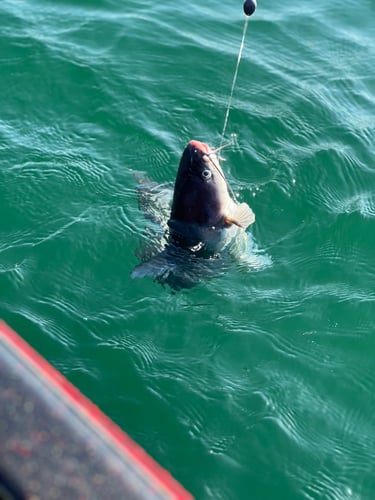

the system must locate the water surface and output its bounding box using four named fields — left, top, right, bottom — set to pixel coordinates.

left=1, top=0, right=374, bottom=498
